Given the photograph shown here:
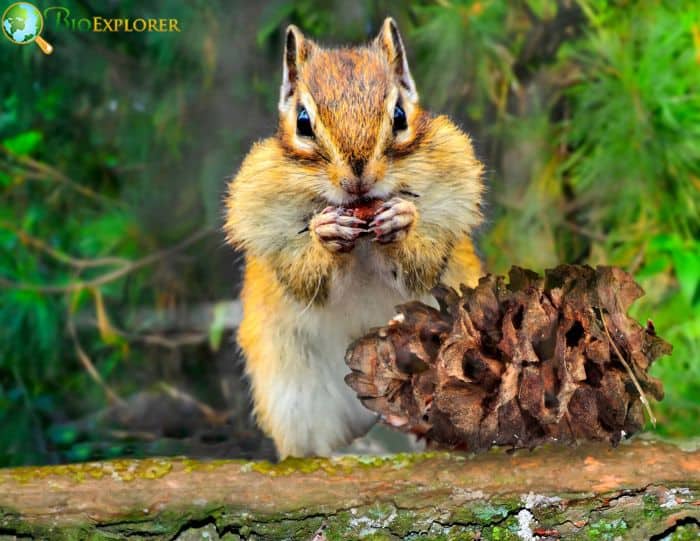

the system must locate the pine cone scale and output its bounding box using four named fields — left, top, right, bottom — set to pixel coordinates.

left=345, top=265, right=672, bottom=451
